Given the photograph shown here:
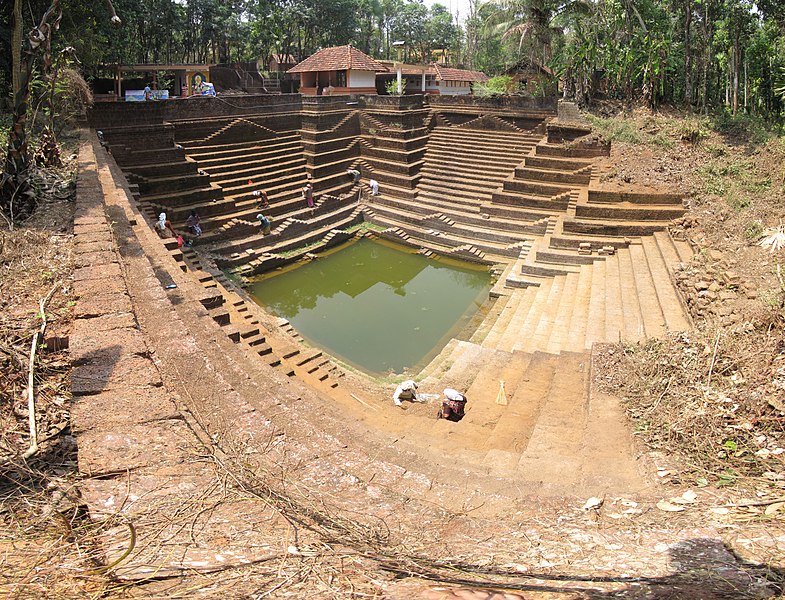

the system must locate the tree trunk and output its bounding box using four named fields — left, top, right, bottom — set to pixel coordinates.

left=732, top=33, right=739, bottom=116
left=12, top=0, right=23, bottom=97
left=701, top=0, right=711, bottom=113
left=684, top=0, right=693, bottom=106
